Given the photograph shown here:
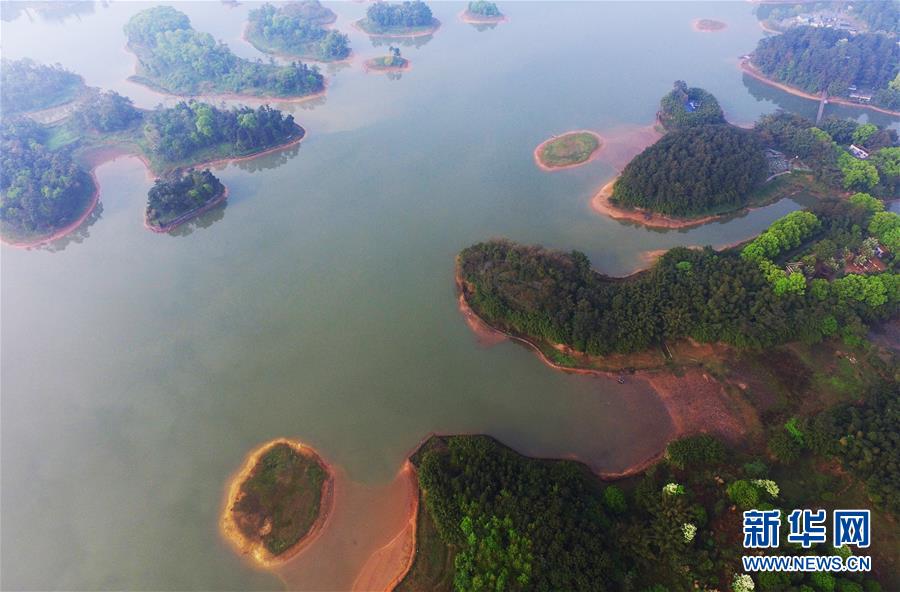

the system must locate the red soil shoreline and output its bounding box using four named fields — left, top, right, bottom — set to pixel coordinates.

left=458, top=9, right=508, bottom=24
left=740, top=58, right=900, bottom=117
left=220, top=438, right=336, bottom=568
left=533, top=130, right=604, bottom=172
left=351, top=18, right=441, bottom=38
left=364, top=59, right=412, bottom=74
left=591, top=178, right=728, bottom=229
